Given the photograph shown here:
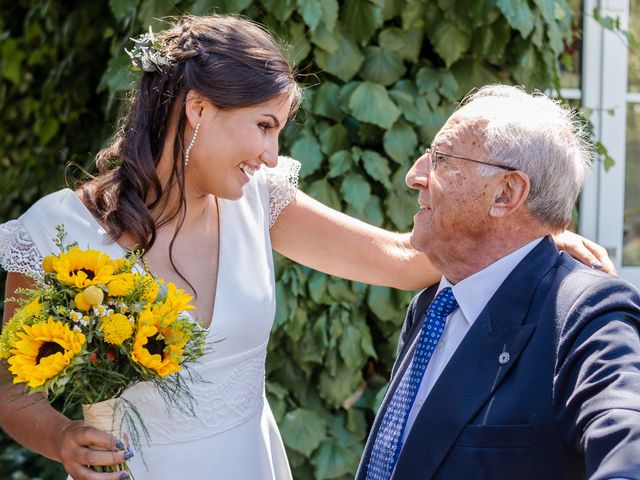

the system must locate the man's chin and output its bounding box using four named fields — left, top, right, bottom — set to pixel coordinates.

left=409, top=230, right=431, bottom=254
